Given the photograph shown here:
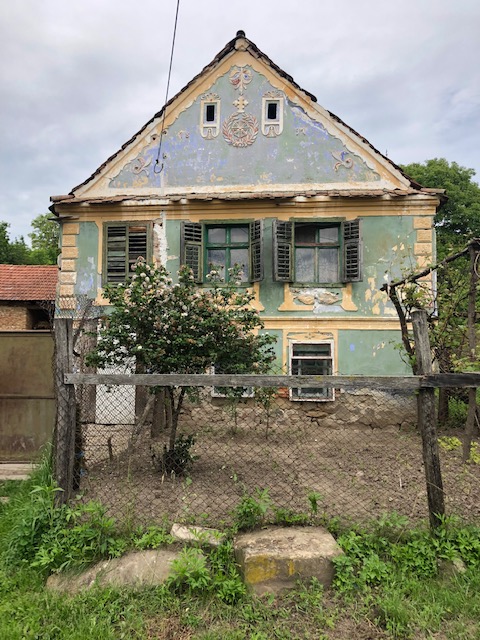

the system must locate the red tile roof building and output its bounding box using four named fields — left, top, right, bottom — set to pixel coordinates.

left=0, top=265, right=57, bottom=301
left=0, top=265, right=58, bottom=330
